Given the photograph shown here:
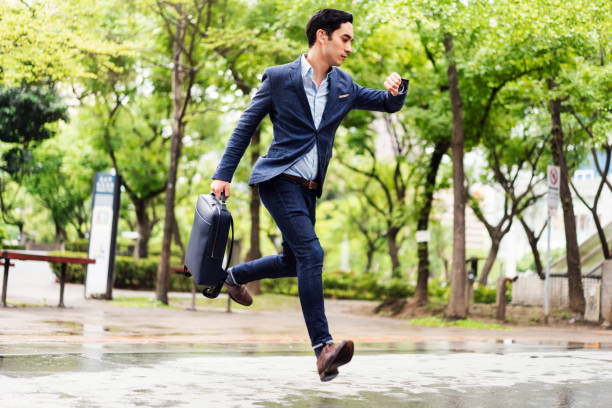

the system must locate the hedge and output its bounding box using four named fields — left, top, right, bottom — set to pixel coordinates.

left=65, top=238, right=134, bottom=256
left=473, top=284, right=512, bottom=304
left=262, top=270, right=414, bottom=301
left=49, top=251, right=192, bottom=292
